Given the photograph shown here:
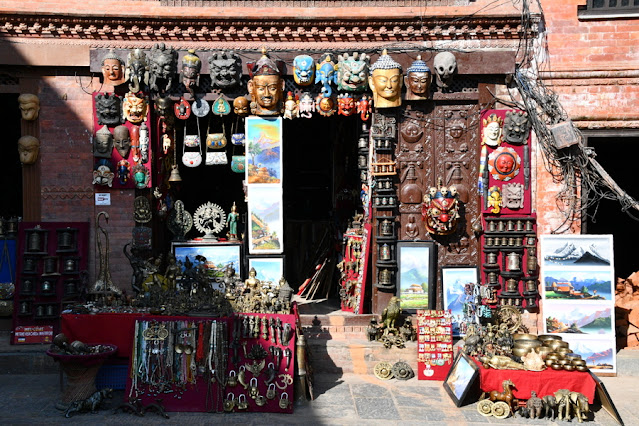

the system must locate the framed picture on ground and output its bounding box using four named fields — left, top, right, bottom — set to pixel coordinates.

left=396, top=241, right=436, bottom=312
left=443, top=351, right=480, bottom=407
left=590, top=372, right=623, bottom=425
left=247, top=255, right=285, bottom=285
left=442, top=266, right=479, bottom=337
left=172, top=241, right=242, bottom=280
